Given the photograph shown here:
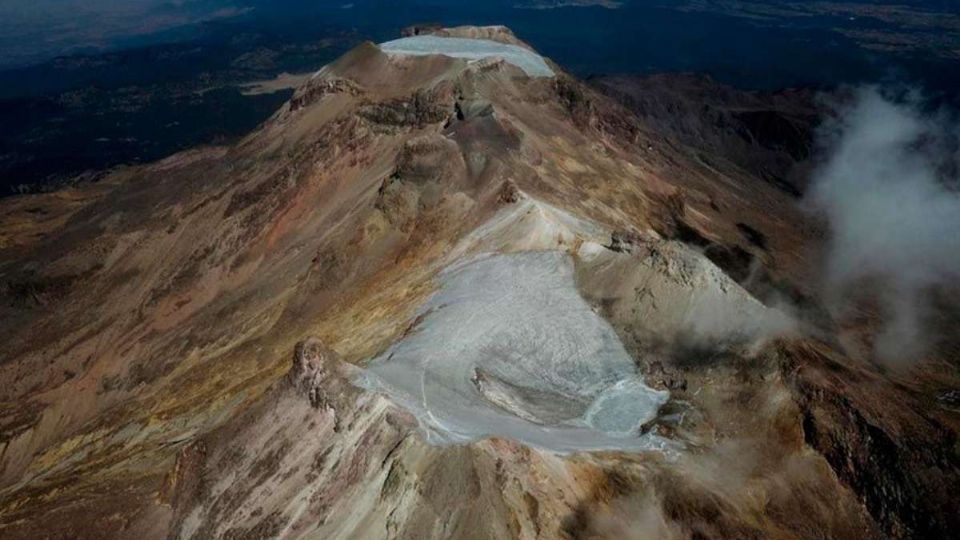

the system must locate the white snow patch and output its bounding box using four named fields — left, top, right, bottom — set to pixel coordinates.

left=379, top=36, right=555, bottom=78
left=449, top=197, right=607, bottom=258
left=356, top=251, right=670, bottom=453
left=576, top=241, right=608, bottom=262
